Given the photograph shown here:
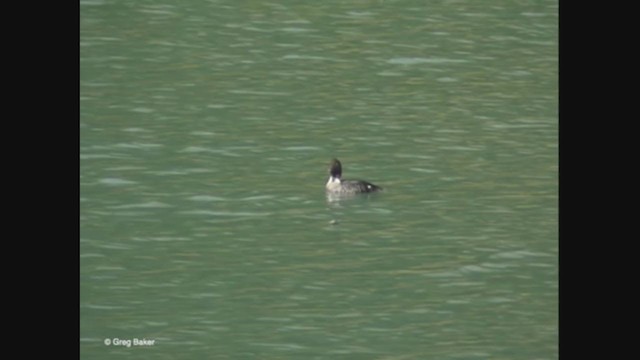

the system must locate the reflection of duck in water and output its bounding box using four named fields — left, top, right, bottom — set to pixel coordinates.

left=325, top=158, right=382, bottom=194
